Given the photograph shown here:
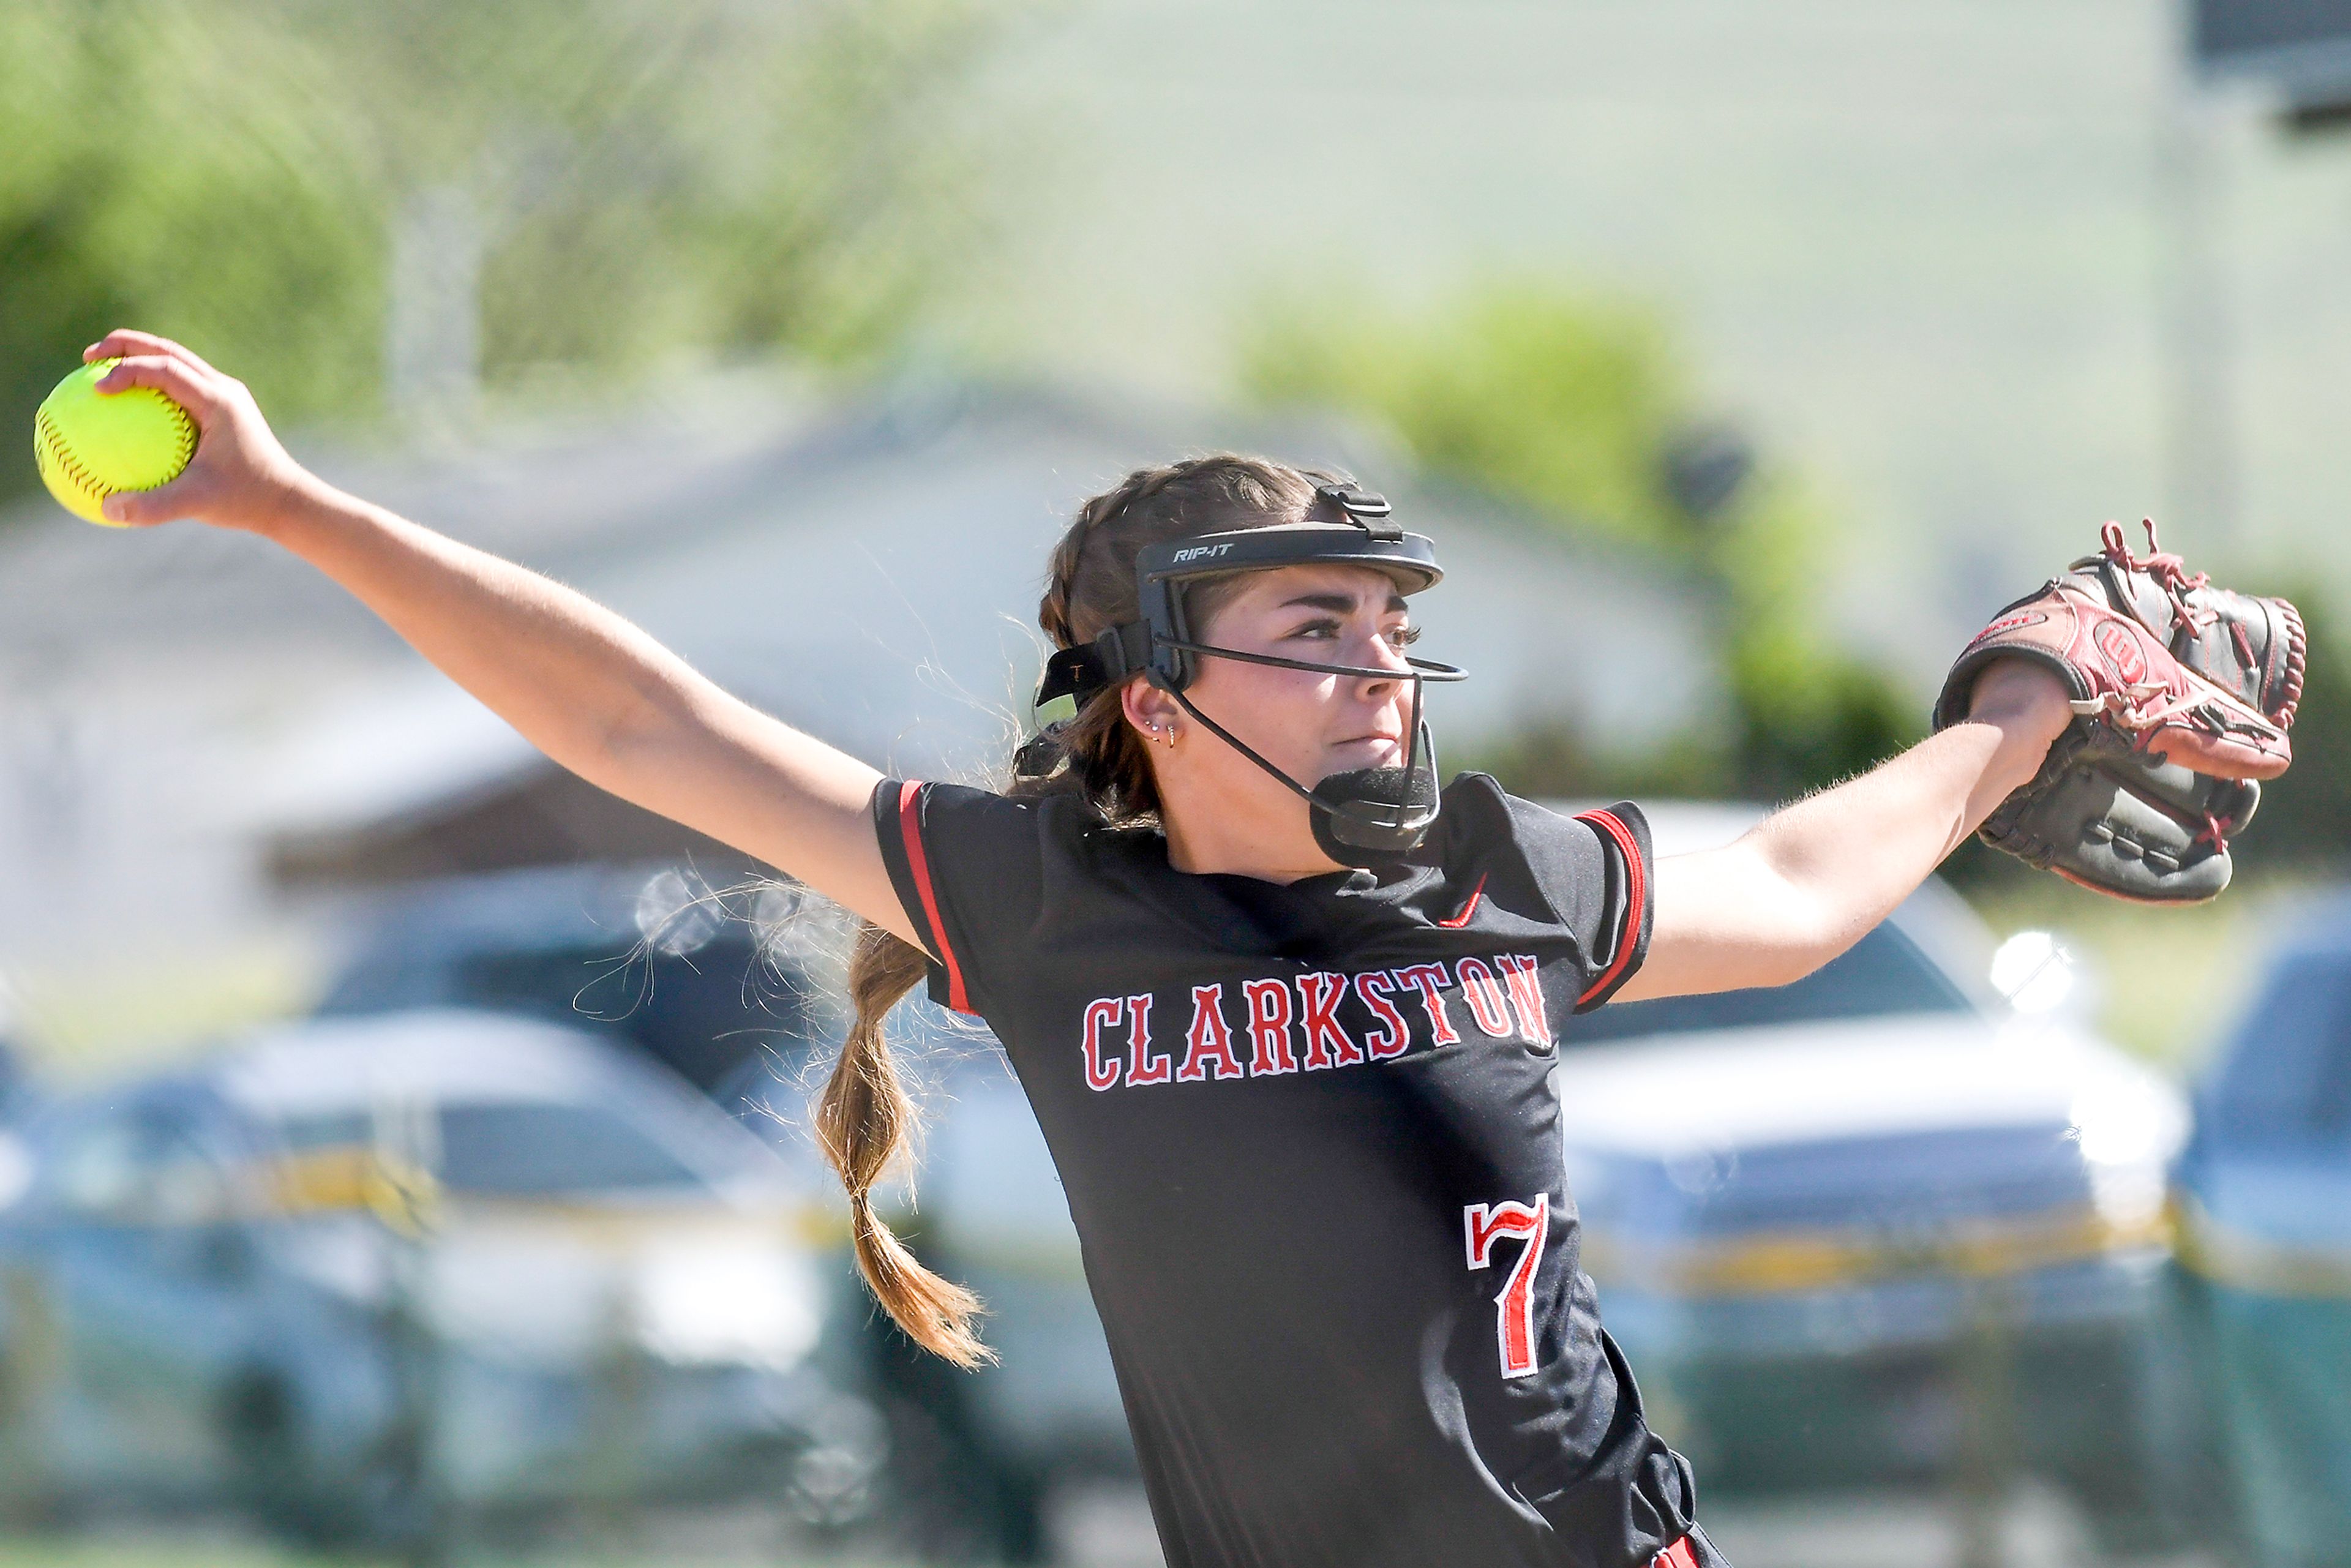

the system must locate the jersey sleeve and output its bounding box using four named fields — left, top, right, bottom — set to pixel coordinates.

left=1504, top=794, right=1656, bottom=1013
left=870, top=779, right=1049, bottom=1018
